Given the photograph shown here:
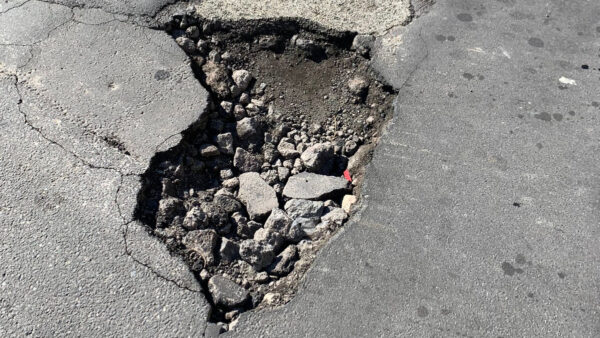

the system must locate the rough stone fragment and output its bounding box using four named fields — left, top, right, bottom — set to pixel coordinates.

left=284, top=199, right=325, bottom=219
left=232, top=69, right=253, bottom=94
left=213, top=194, right=242, bottom=214
left=156, top=197, right=185, bottom=227
left=216, top=132, right=234, bottom=155
left=282, top=172, right=350, bottom=200
left=292, top=217, right=319, bottom=236
left=202, top=61, right=232, bottom=98
left=321, top=207, right=348, bottom=226
left=238, top=172, right=278, bottom=220
left=233, top=148, right=261, bottom=172
left=277, top=140, right=300, bottom=159
left=342, top=194, right=357, bottom=213
left=222, top=177, right=239, bottom=190
left=208, top=275, right=249, bottom=309
left=199, top=144, right=220, bottom=157
left=300, top=143, right=334, bottom=173
left=236, top=117, right=261, bottom=140
left=267, top=245, right=298, bottom=276
left=233, top=104, right=246, bottom=120
left=351, top=34, right=375, bottom=56
left=264, top=208, right=292, bottom=233
left=277, top=166, right=290, bottom=182
left=219, top=238, right=240, bottom=264
left=253, top=228, right=284, bottom=252
left=348, top=76, right=369, bottom=96
left=182, top=230, right=219, bottom=266
left=175, top=36, right=196, bottom=53
left=239, top=239, right=275, bottom=270
left=182, top=206, right=208, bottom=230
